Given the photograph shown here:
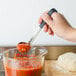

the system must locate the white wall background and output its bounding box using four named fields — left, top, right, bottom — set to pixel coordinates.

left=0, top=0, right=76, bottom=46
